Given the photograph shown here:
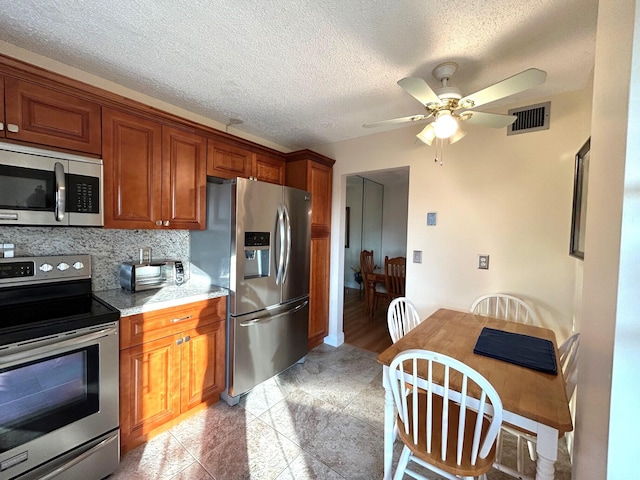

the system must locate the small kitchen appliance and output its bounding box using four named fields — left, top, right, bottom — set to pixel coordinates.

left=0, top=142, right=104, bottom=227
left=119, top=259, right=185, bottom=292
